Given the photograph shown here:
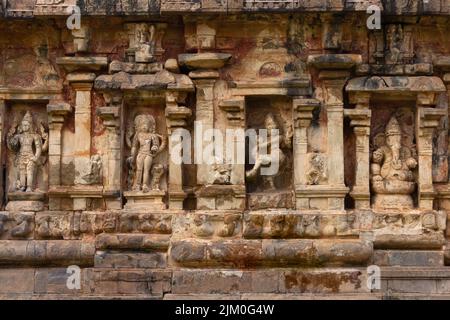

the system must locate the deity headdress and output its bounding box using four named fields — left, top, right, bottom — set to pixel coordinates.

left=20, top=111, right=34, bottom=132
left=264, top=113, right=278, bottom=130
left=385, top=116, right=401, bottom=137
left=134, top=114, right=156, bottom=132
